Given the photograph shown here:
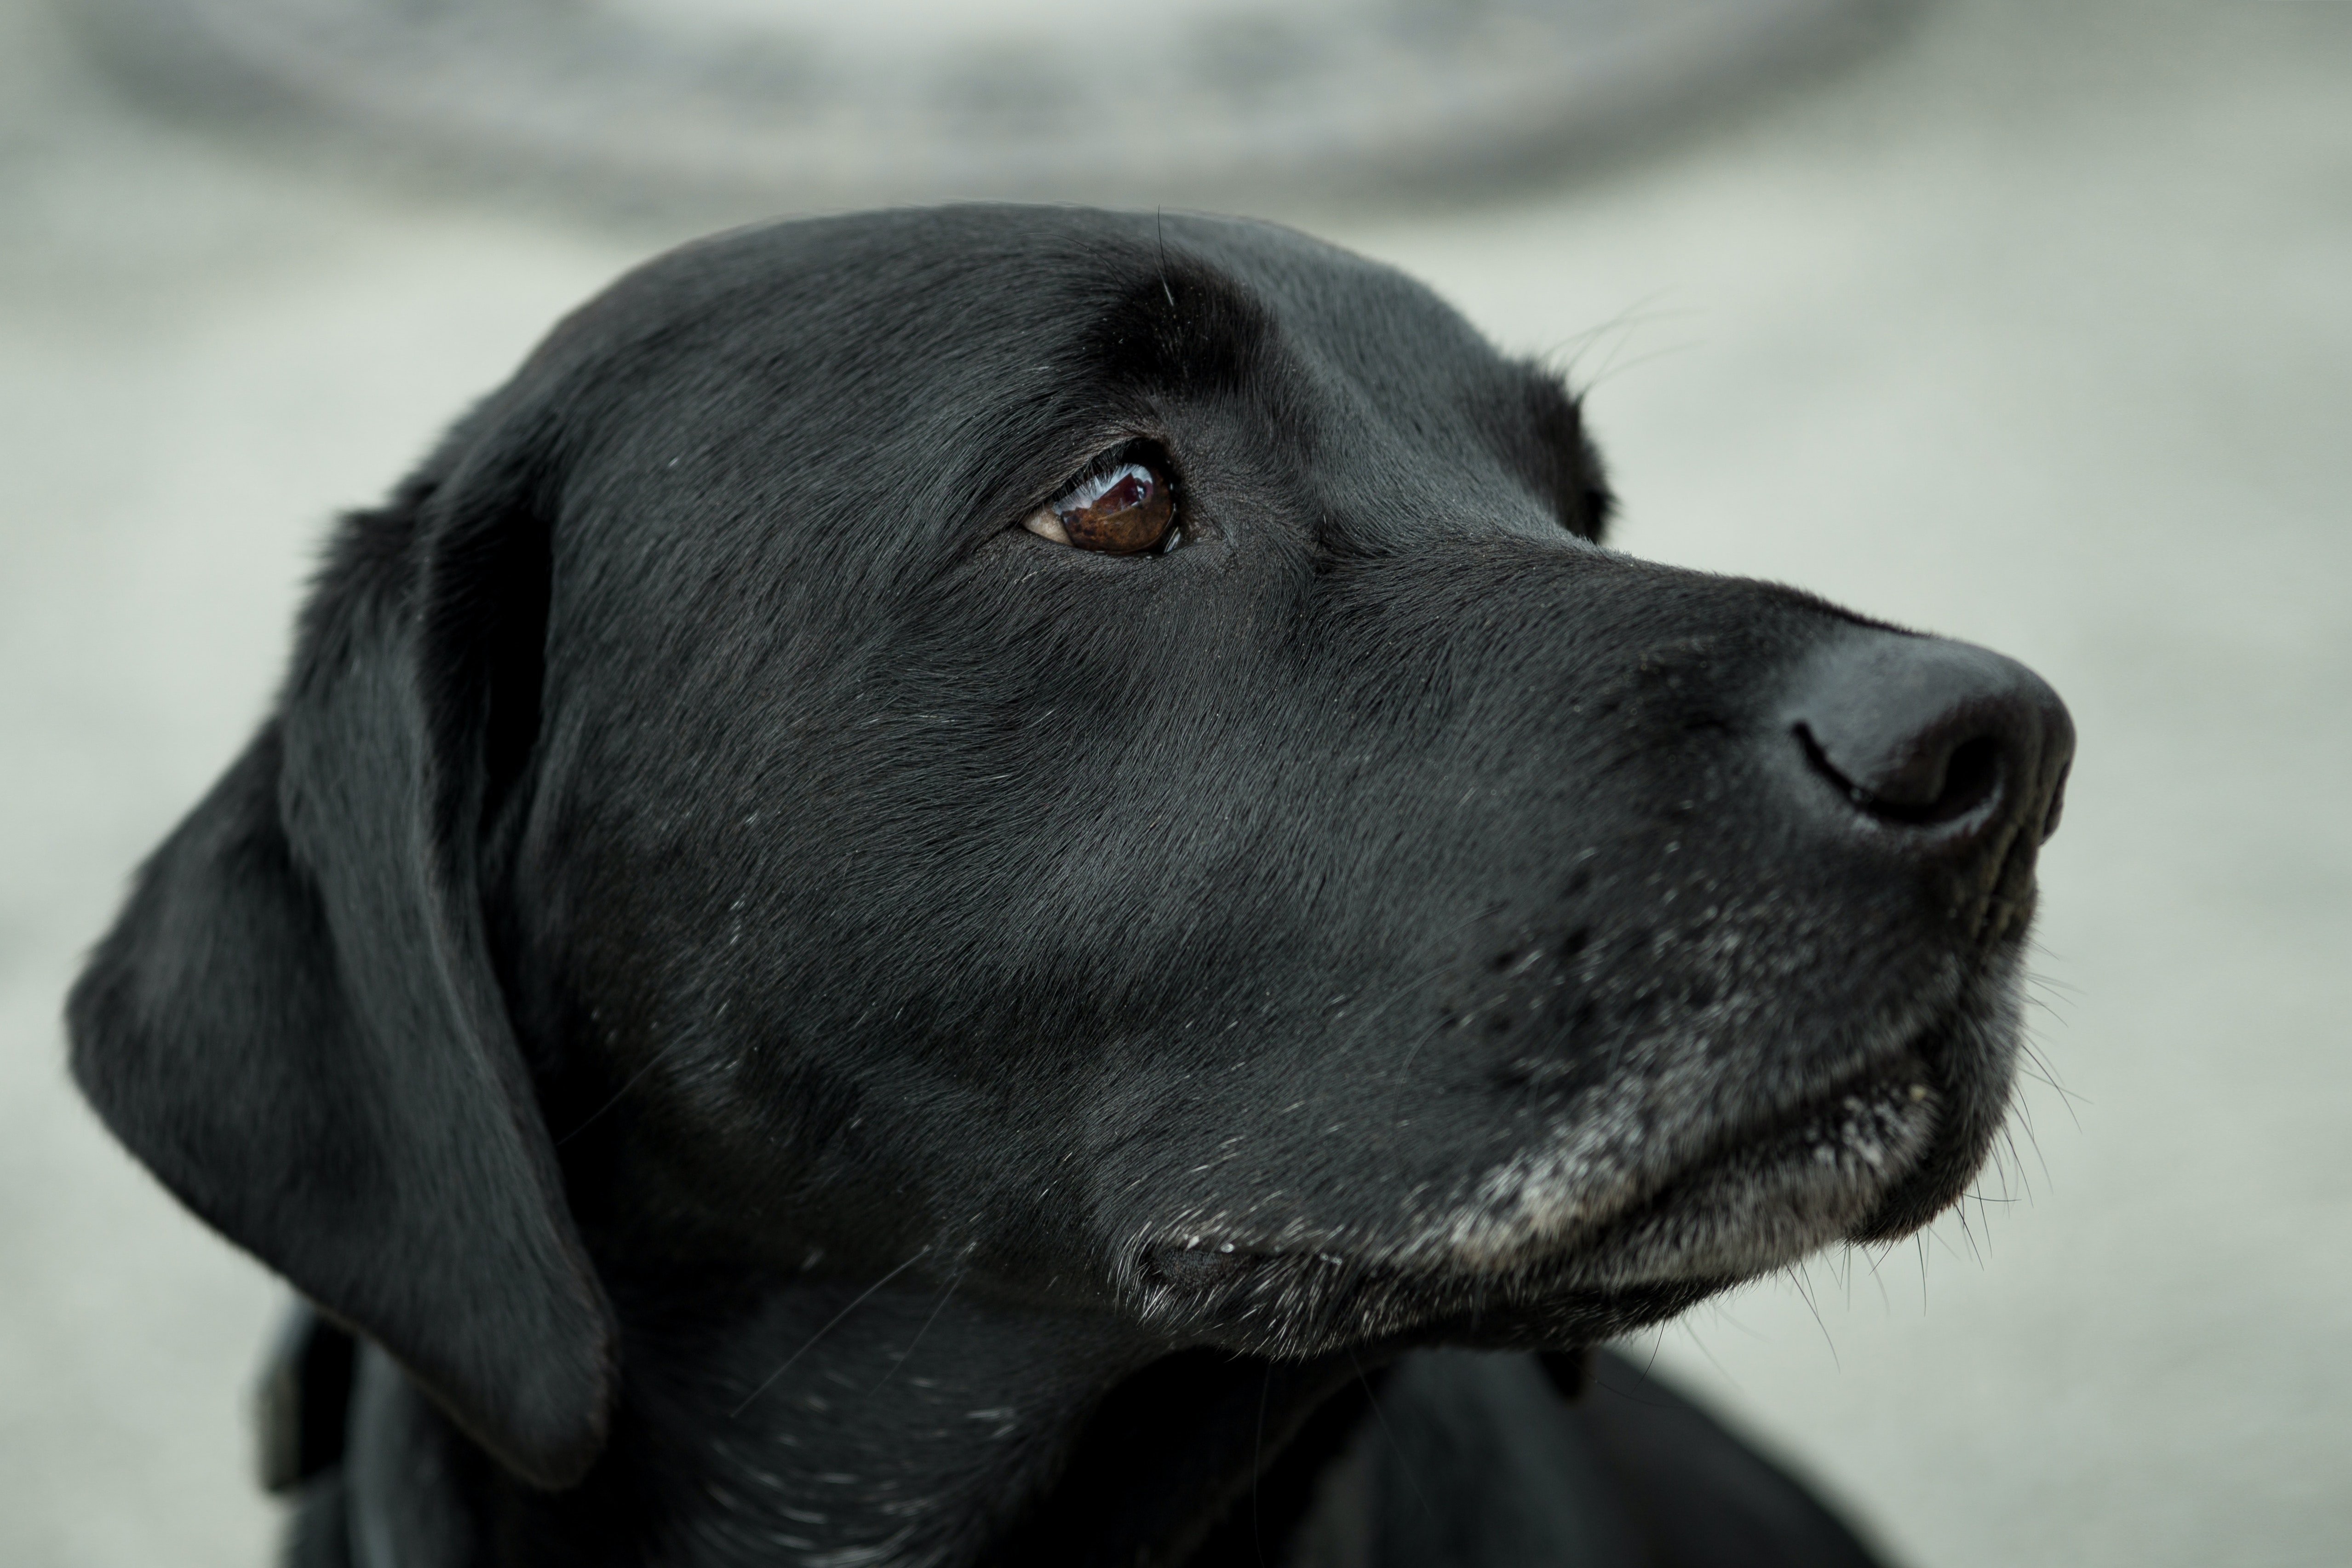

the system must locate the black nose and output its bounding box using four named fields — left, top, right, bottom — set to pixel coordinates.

left=1783, top=632, right=2074, bottom=888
